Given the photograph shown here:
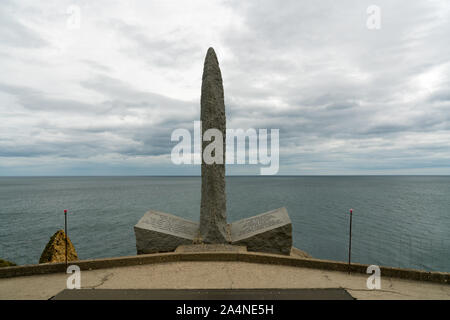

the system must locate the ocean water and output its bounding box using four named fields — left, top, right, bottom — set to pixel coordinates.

left=0, top=176, right=449, bottom=272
